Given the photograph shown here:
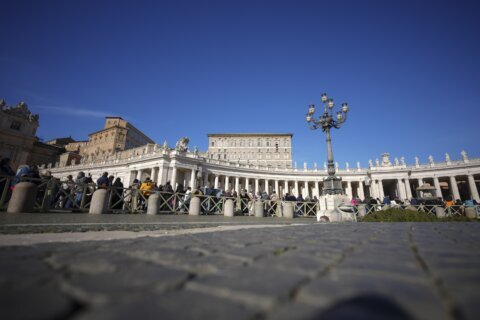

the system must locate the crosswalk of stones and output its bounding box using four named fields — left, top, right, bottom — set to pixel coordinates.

left=0, top=222, right=479, bottom=320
